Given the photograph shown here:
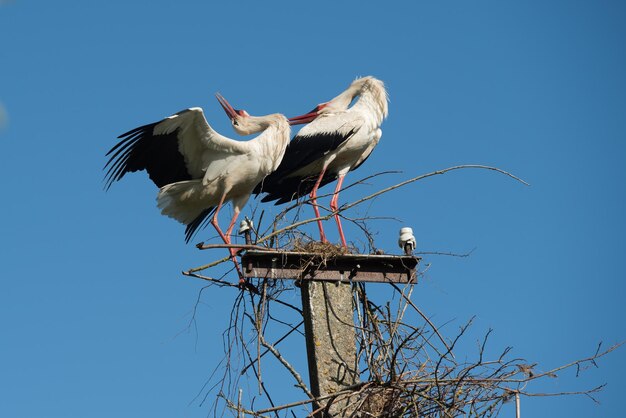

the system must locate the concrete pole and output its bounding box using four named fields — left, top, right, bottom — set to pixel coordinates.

left=301, top=281, right=359, bottom=417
